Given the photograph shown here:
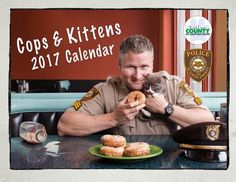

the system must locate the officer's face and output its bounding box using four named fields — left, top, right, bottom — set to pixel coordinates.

left=120, top=51, right=153, bottom=91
